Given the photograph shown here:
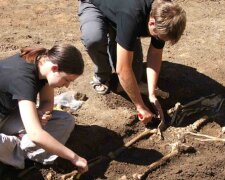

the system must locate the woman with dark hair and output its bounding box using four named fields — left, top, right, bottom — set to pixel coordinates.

left=0, top=44, right=88, bottom=173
